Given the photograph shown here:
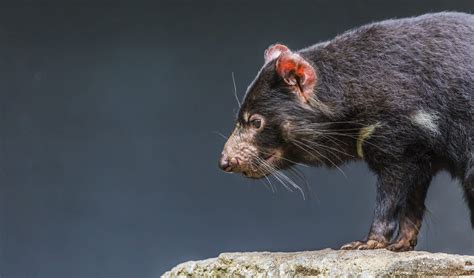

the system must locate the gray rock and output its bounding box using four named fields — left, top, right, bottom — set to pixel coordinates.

left=162, top=249, right=474, bottom=277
